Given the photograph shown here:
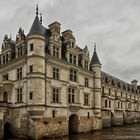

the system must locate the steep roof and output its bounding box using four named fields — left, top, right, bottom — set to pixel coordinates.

left=29, top=16, right=44, bottom=35
left=28, top=5, right=45, bottom=36
left=90, top=44, right=101, bottom=65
